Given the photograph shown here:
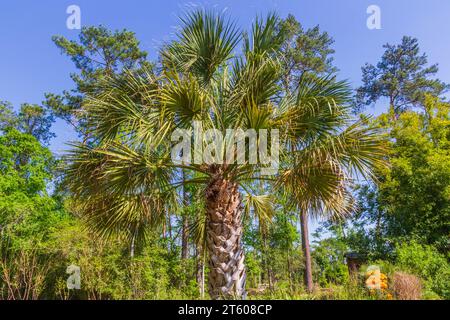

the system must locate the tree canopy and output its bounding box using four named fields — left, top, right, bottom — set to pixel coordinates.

left=355, top=36, right=448, bottom=115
